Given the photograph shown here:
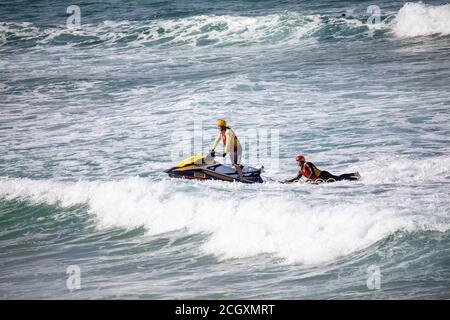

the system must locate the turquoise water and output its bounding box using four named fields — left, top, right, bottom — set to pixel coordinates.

left=1, top=0, right=450, bottom=299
